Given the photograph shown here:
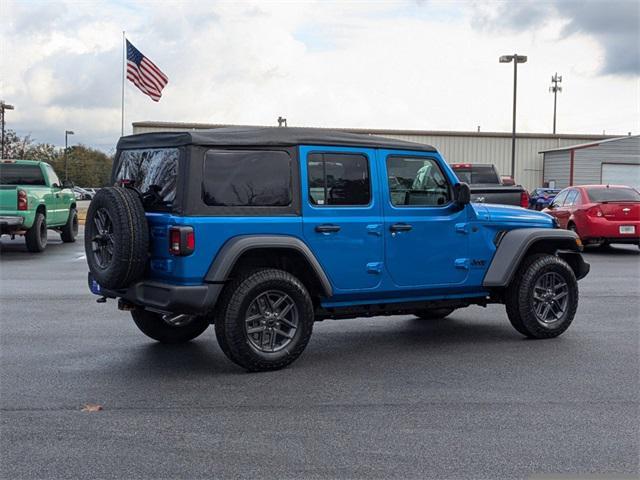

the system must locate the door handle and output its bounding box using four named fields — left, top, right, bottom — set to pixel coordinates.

left=390, top=223, right=412, bottom=232
left=315, top=224, right=341, bottom=233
